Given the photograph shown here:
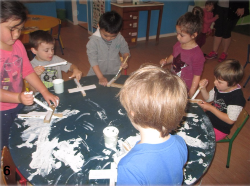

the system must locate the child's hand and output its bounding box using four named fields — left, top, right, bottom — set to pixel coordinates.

left=159, top=58, right=167, bottom=67
left=19, top=92, right=34, bottom=105
left=99, top=76, right=108, bottom=86
left=215, top=14, right=219, bottom=19
left=199, top=79, right=208, bottom=89
left=34, top=66, right=45, bottom=76
left=41, top=90, right=60, bottom=107
left=70, top=69, right=83, bottom=82
left=197, top=101, right=213, bottom=112
left=121, top=62, right=128, bottom=69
